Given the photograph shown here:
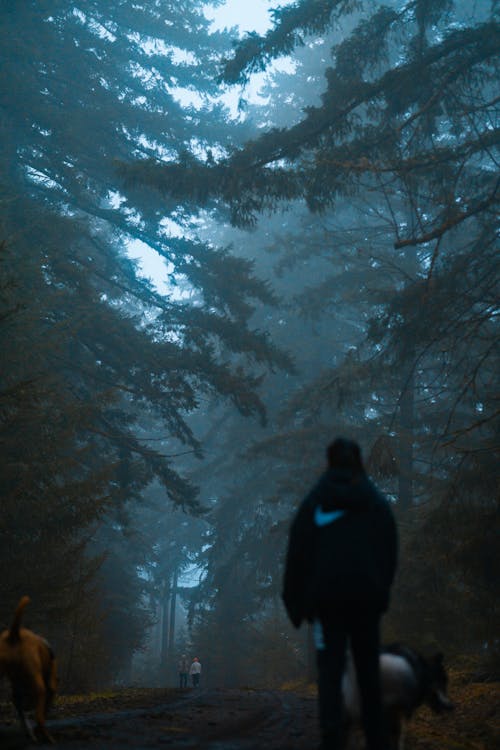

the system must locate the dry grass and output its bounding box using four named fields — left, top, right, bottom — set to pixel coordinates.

left=407, top=670, right=499, bottom=750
